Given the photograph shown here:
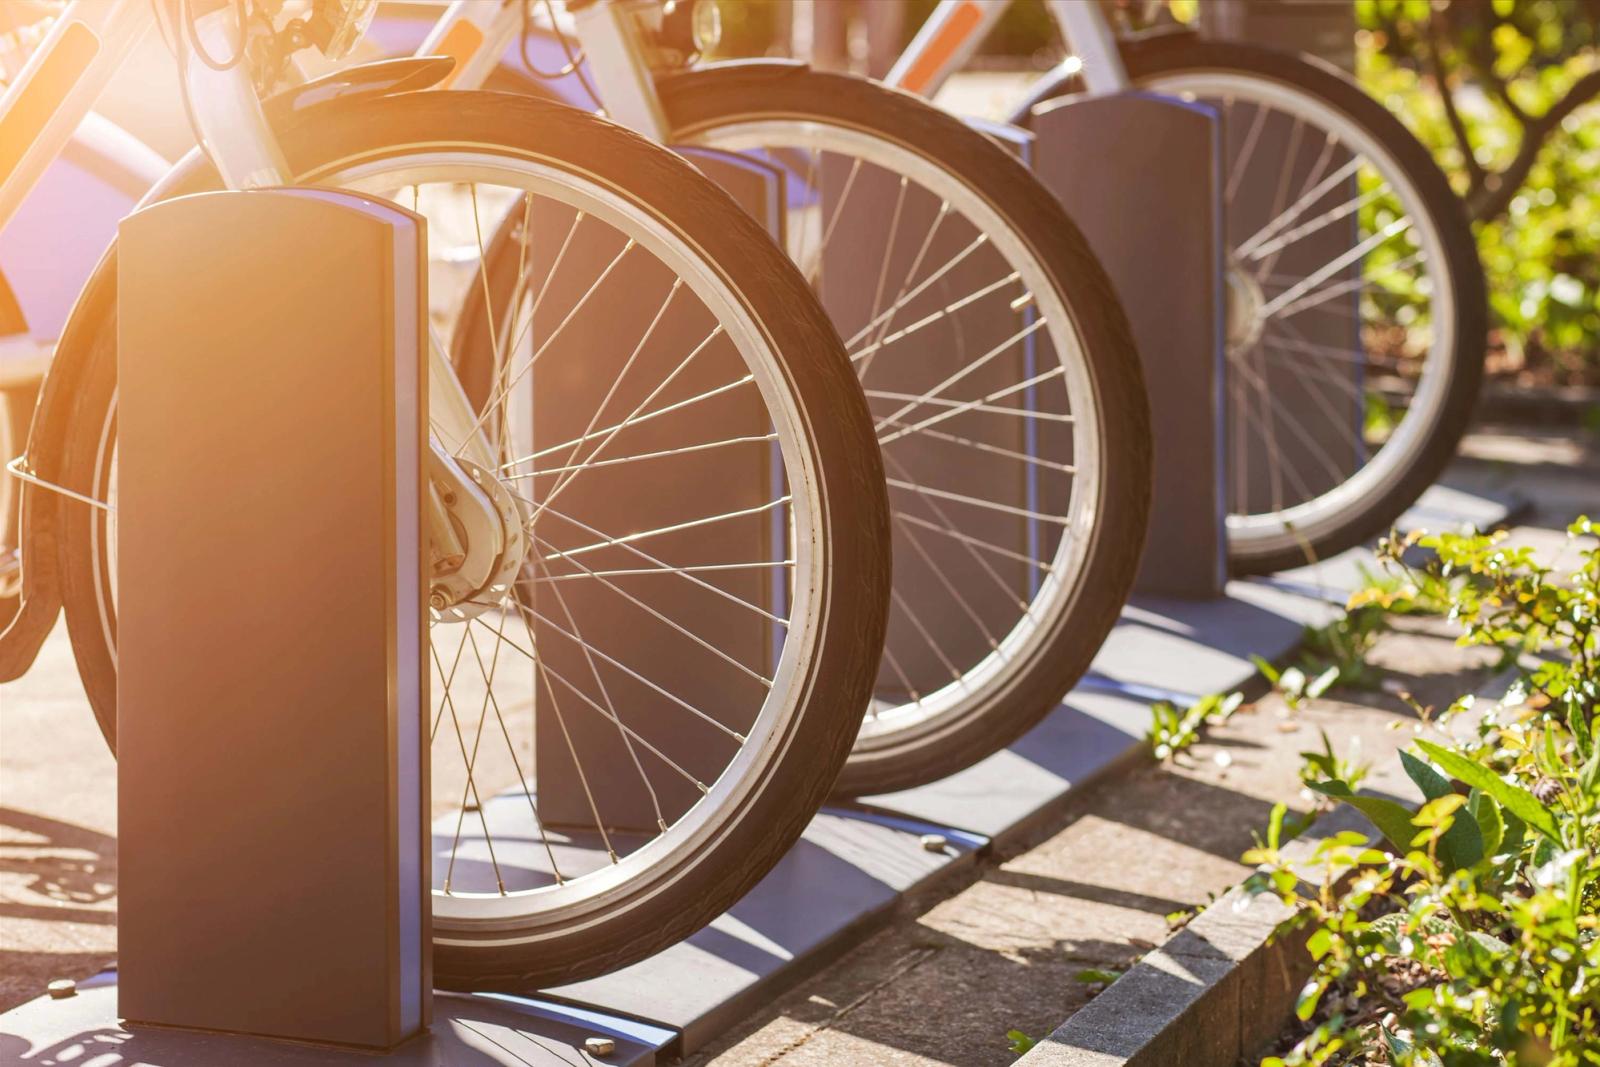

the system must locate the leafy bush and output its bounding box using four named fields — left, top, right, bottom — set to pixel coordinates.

left=1249, top=521, right=1599, bottom=1066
